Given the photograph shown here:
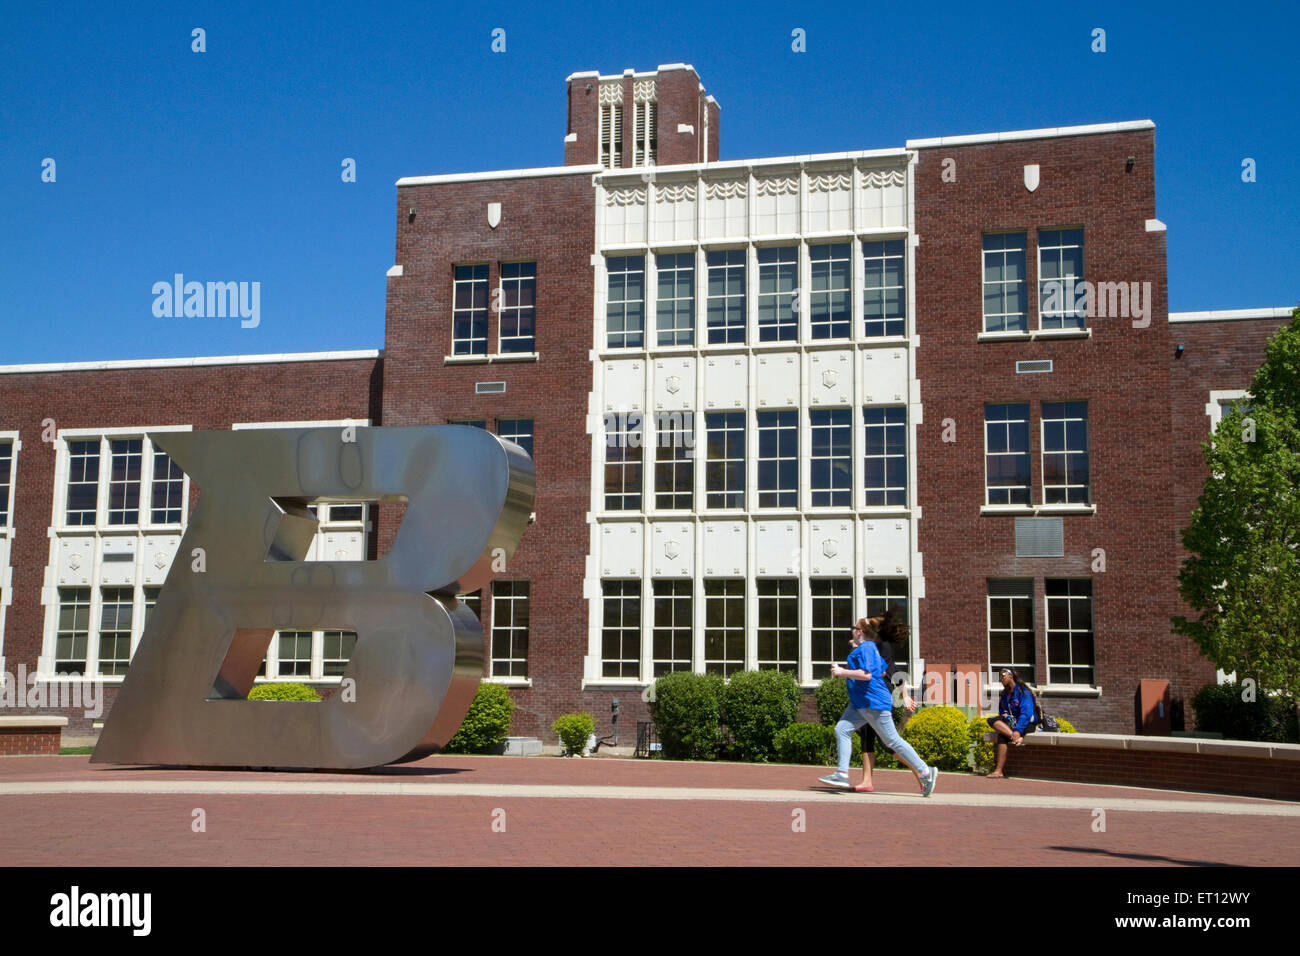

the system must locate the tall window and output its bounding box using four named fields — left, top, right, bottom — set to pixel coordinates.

left=604, top=413, right=643, bottom=511
left=656, top=253, right=695, bottom=346
left=633, top=98, right=657, bottom=166
left=601, top=579, right=640, bottom=678
left=1042, top=402, right=1089, bottom=504
left=497, top=418, right=534, bottom=459
left=55, top=587, right=91, bottom=673
left=863, top=239, right=906, bottom=337
left=706, top=249, right=746, bottom=344
left=654, top=412, right=694, bottom=510
left=705, top=411, right=745, bottom=508
left=756, top=578, right=798, bottom=672
left=106, top=438, right=142, bottom=525
left=810, top=408, right=851, bottom=507
left=499, top=262, right=537, bottom=353
left=491, top=580, right=530, bottom=678
left=703, top=579, right=744, bottom=675
left=1046, top=579, right=1094, bottom=685
left=606, top=256, right=645, bottom=348
left=98, top=587, right=134, bottom=676
left=65, top=440, right=100, bottom=525
left=809, top=243, right=851, bottom=339
left=150, top=450, right=184, bottom=523
left=599, top=99, right=623, bottom=168
left=0, top=440, right=12, bottom=525
left=1038, top=229, right=1084, bottom=330
left=277, top=631, right=313, bottom=677
left=452, top=264, right=489, bottom=356
left=983, top=233, right=1027, bottom=333
left=865, top=578, right=910, bottom=665
left=810, top=578, right=853, bottom=678
left=988, top=579, right=1035, bottom=683
left=985, top=404, right=1031, bottom=505
left=652, top=579, right=692, bottom=676
left=757, top=410, right=798, bottom=508
left=863, top=406, right=907, bottom=506
left=757, top=246, right=798, bottom=342
left=322, top=632, right=357, bottom=677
